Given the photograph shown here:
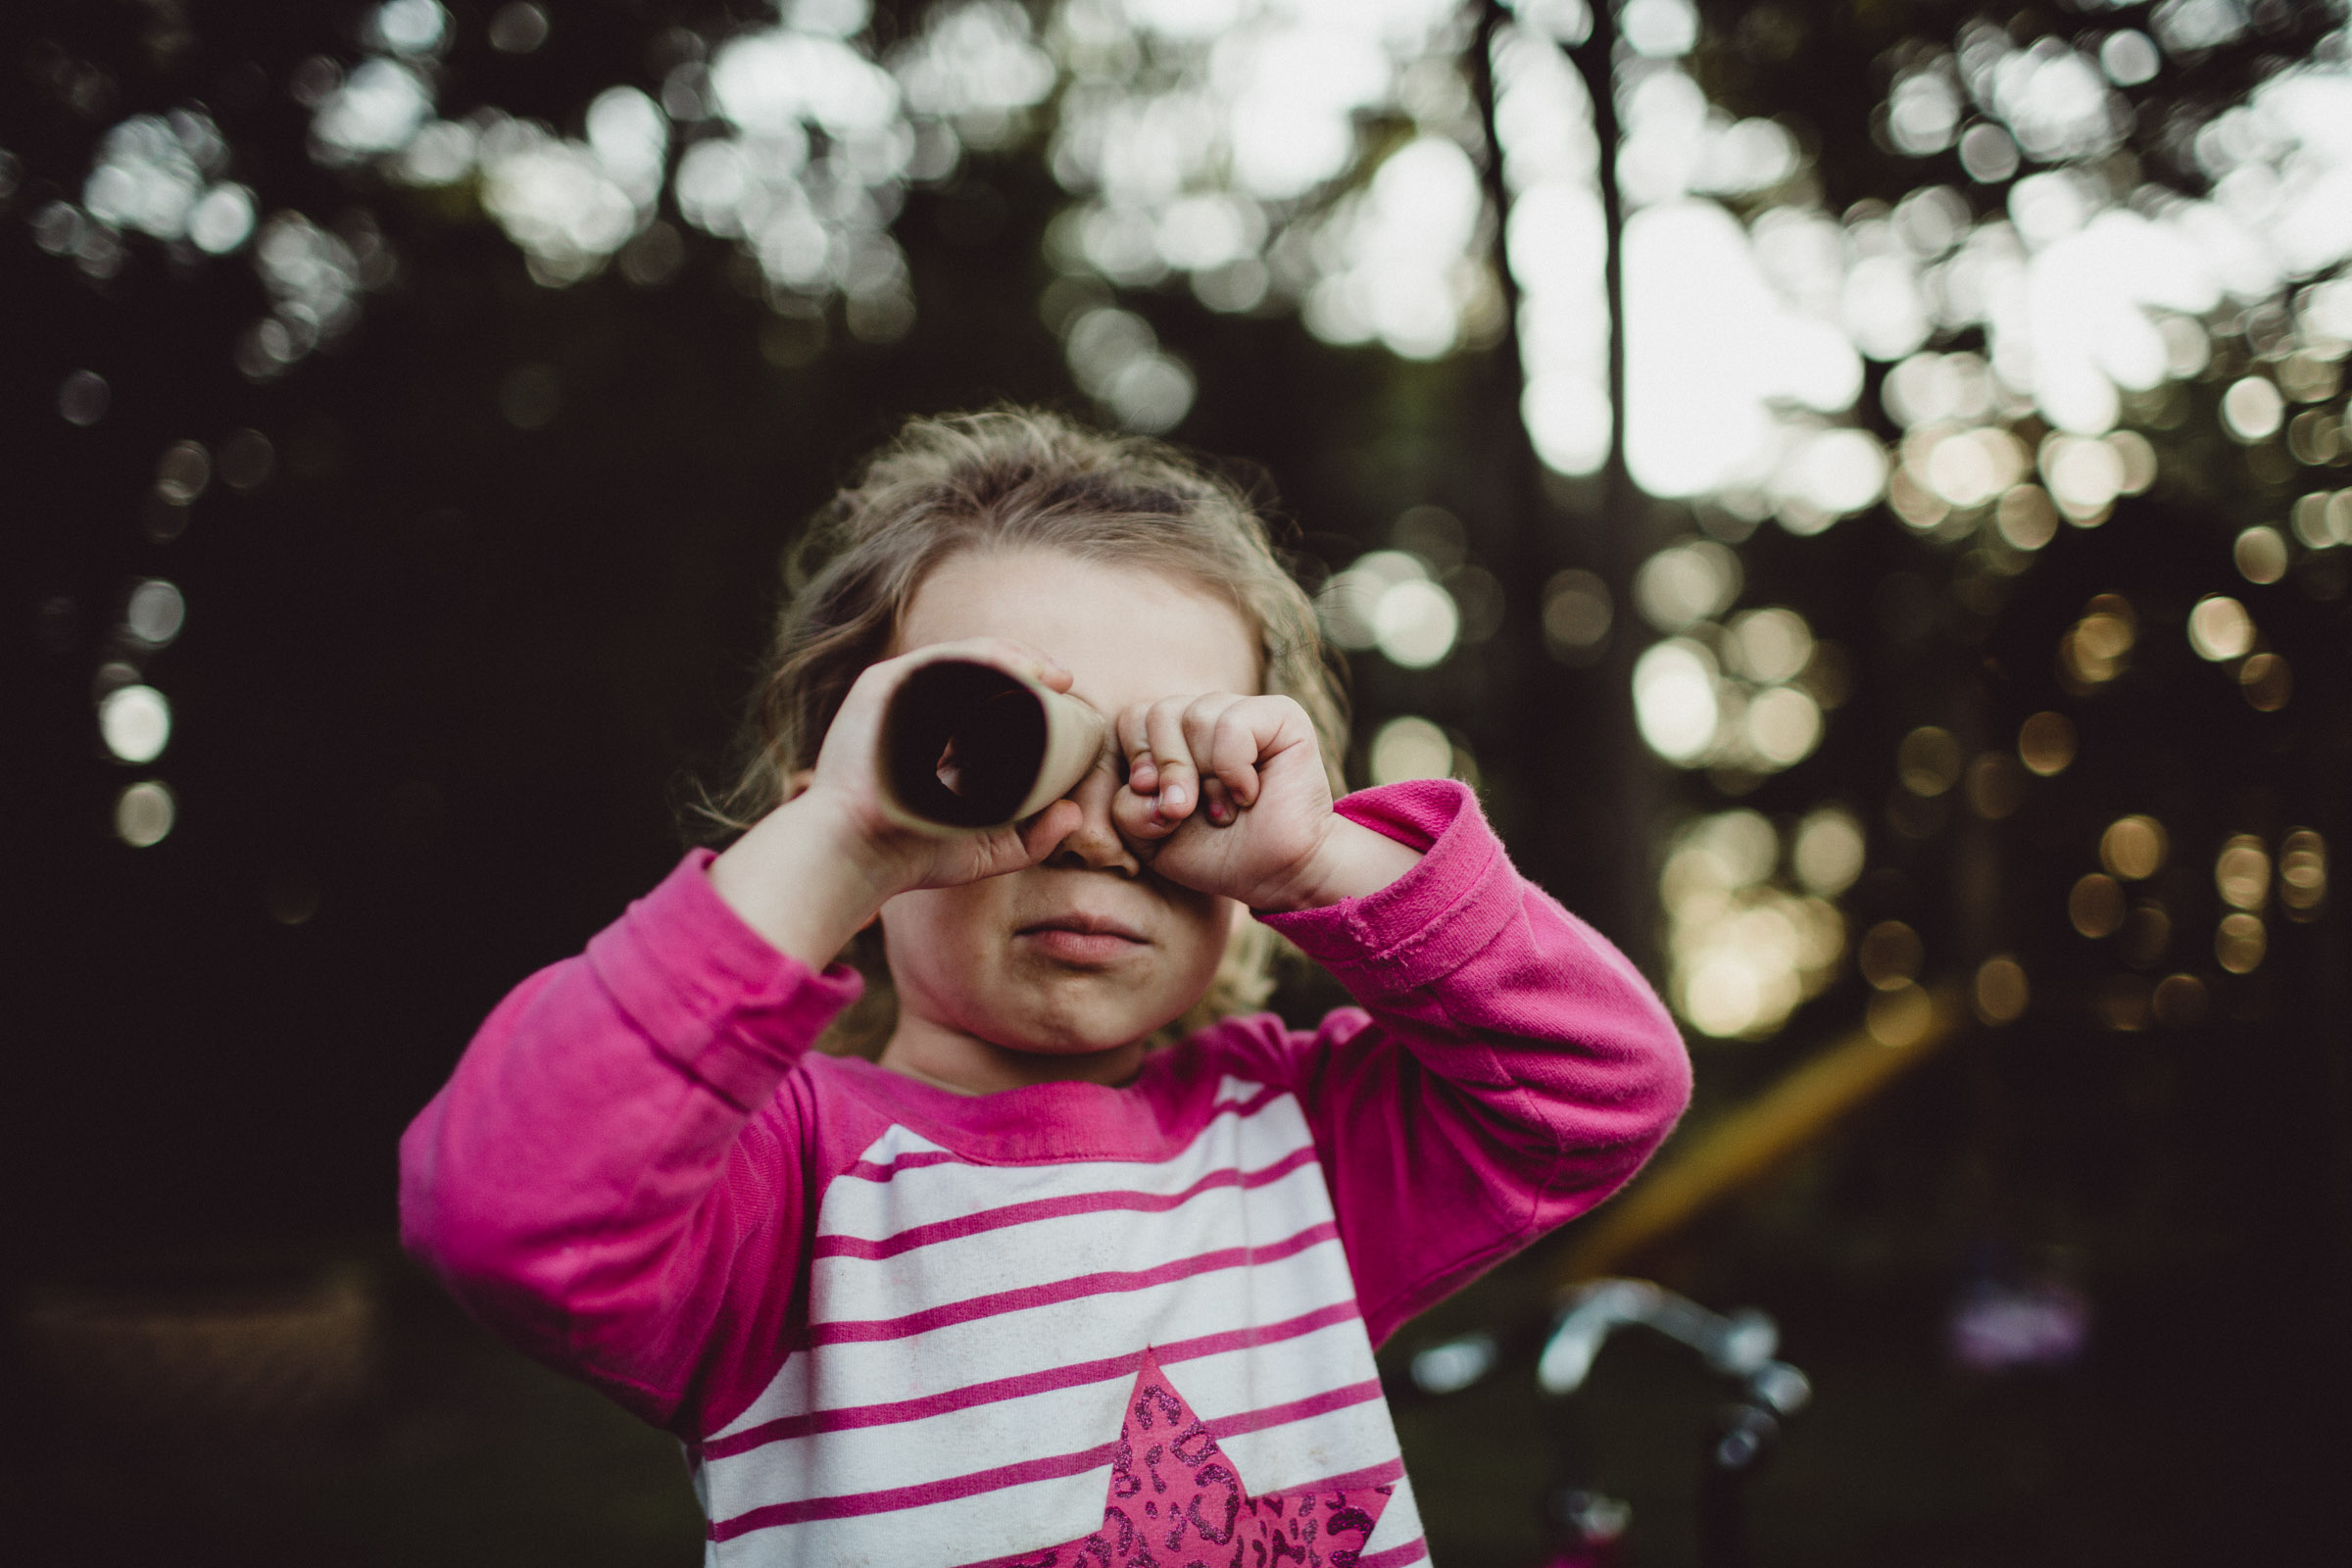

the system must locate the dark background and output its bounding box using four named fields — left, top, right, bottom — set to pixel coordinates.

left=6, top=2, right=2349, bottom=1564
